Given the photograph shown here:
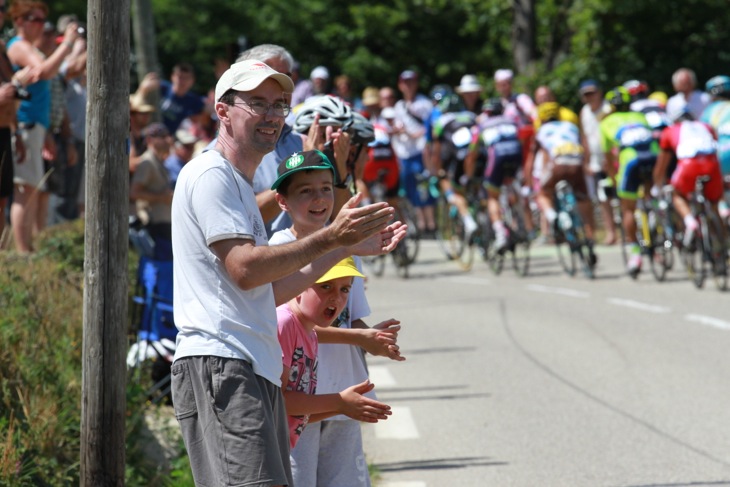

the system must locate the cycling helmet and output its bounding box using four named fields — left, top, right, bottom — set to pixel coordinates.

left=605, top=86, right=631, bottom=112
left=623, top=79, right=649, bottom=100
left=667, top=103, right=693, bottom=124
left=348, top=112, right=375, bottom=144
left=536, top=102, right=560, bottom=123
left=293, top=95, right=353, bottom=133
left=437, top=93, right=465, bottom=113
left=481, top=97, right=504, bottom=116
left=705, top=75, right=730, bottom=98
left=429, top=84, right=453, bottom=103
